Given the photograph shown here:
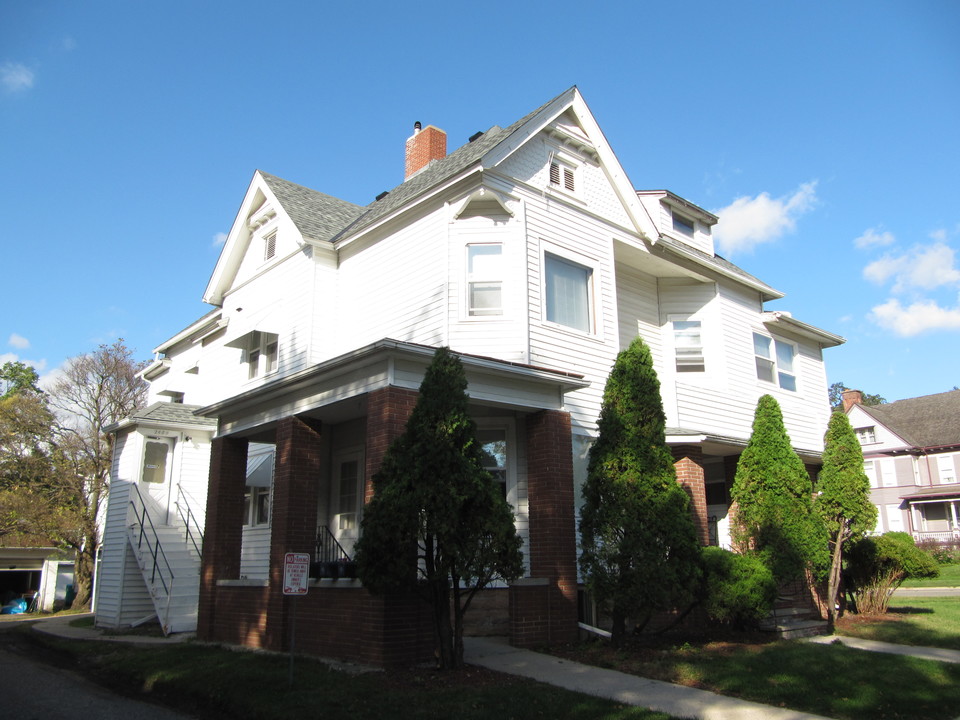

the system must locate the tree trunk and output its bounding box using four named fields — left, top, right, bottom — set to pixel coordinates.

left=826, top=532, right=844, bottom=626
left=610, top=609, right=626, bottom=649
left=71, top=542, right=95, bottom=609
